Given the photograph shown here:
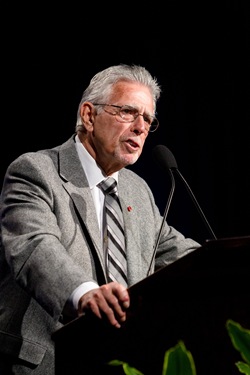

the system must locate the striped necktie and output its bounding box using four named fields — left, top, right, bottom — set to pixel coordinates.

left=98, top=177, right=127, bottom=287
